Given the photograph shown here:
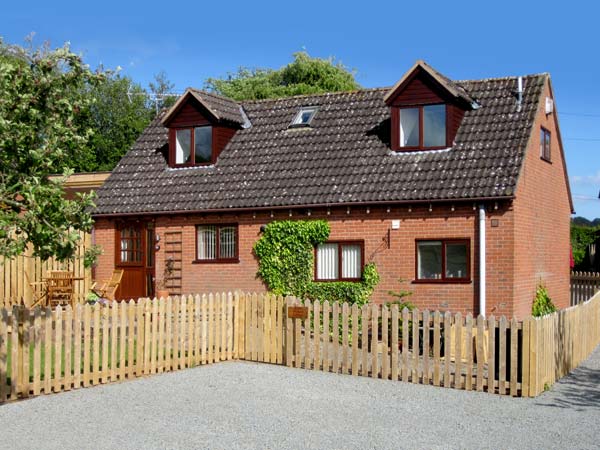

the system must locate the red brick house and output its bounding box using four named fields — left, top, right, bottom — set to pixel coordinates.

left=92, top=61, right=573, bottom=319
